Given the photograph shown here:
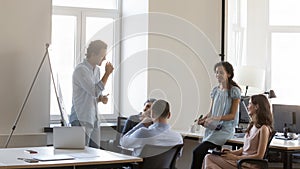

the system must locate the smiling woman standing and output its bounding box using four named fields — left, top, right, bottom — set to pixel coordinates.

left=190, top=61, right=241, bottom=169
